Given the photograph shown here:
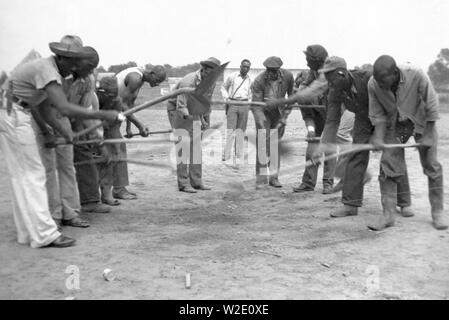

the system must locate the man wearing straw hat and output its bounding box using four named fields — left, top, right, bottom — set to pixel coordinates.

left=32, top=35, right=92, bottom=229
left=0, top=38, right=122, bottom=248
